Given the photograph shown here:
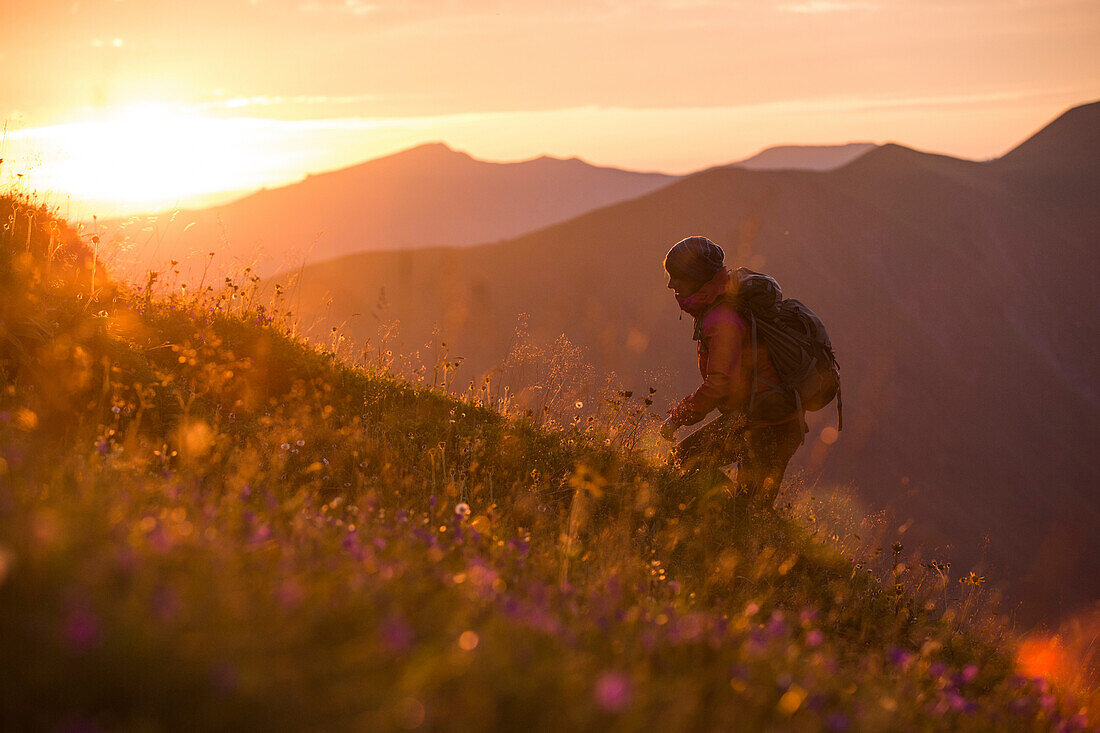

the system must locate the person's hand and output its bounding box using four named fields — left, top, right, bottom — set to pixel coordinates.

left=659, top=418, right=678, bottom=441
